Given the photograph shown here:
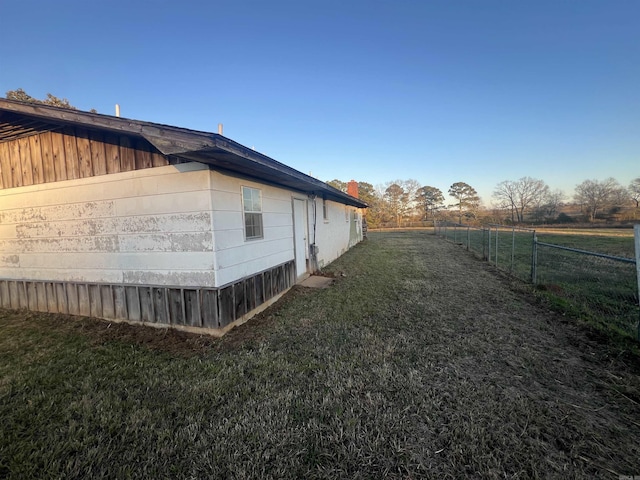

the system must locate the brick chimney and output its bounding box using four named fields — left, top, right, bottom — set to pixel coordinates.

left=347, top=180, right=359, bottom=198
